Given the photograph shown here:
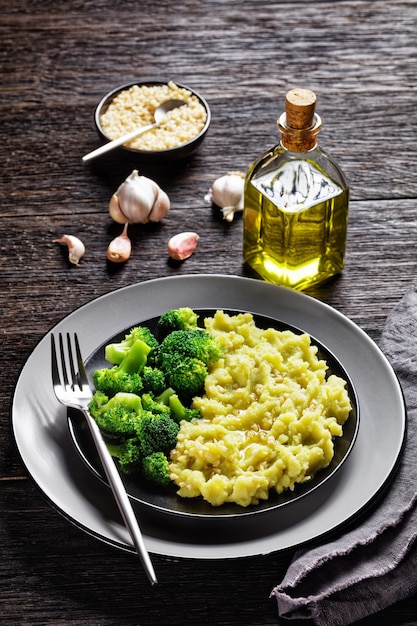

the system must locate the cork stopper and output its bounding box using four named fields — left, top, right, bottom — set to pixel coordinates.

left=285, top=88, right=316, bottom=129
left=279, top=88, right=320, bottom=152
